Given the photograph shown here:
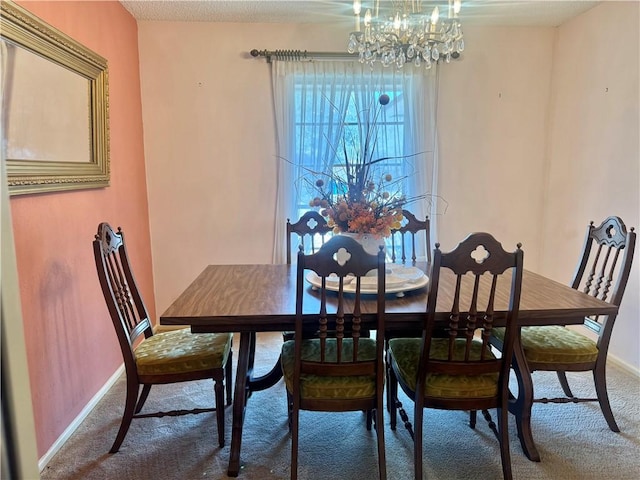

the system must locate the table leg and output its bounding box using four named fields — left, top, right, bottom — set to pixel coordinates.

left=246, top=332, right=284, bottom=392
left=227, top=332, right=252, bottom=477
left=248, top=357, right=283, bottom=391
left=509, top=335, right=541, bottom=462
